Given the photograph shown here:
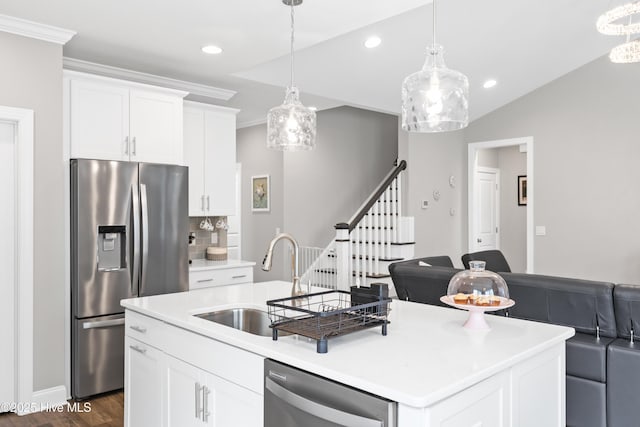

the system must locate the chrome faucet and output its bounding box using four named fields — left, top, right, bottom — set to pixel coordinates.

left=262, top=233, right=306, bottom=302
